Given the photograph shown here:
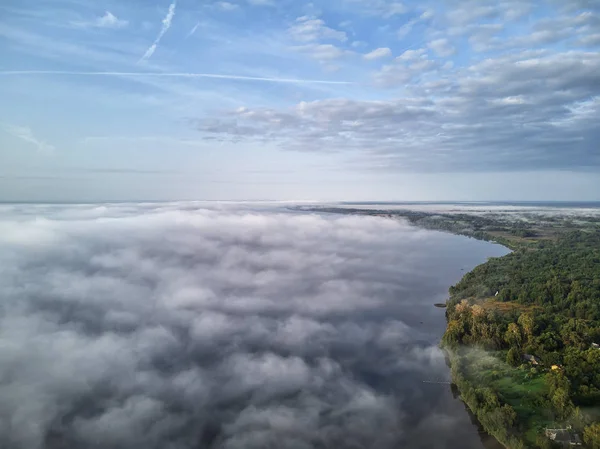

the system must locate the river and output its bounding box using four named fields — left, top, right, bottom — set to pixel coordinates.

left=0, top=203, right=510, bottom=448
